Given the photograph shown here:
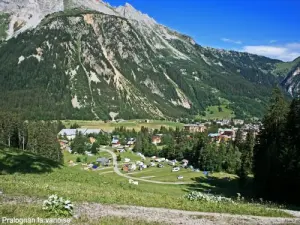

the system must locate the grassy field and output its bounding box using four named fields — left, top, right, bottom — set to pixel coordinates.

left=0, top=149, right=291, bottom=218
left=62, top=120, right=183, bottom=132
left=196, top=105, right=235, bottom=120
